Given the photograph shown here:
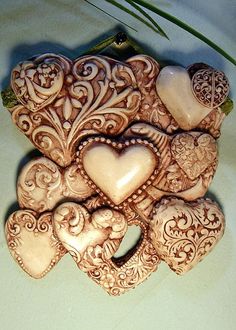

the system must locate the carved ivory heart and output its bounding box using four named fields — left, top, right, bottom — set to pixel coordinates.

left=5, top=210, right=66, bottom=278
left=17, top=157, right=94, bottom=213
left=77, top=138, right=158, bottom=205
left=10, top=54, right=141, bottom=167
left=156, top=66, right=213, bottom=130
left=53, top=202, right=128, bottom=272
left=149, top=197, right=225, bottom=274
left=171, top=132, right=217, bottom=180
